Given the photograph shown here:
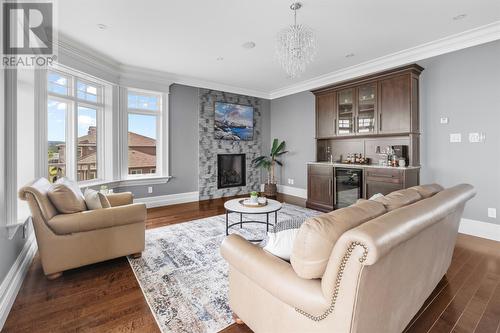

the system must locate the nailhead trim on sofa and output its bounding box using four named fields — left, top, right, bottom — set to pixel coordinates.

left=295, top=242, right=369, bottom=321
